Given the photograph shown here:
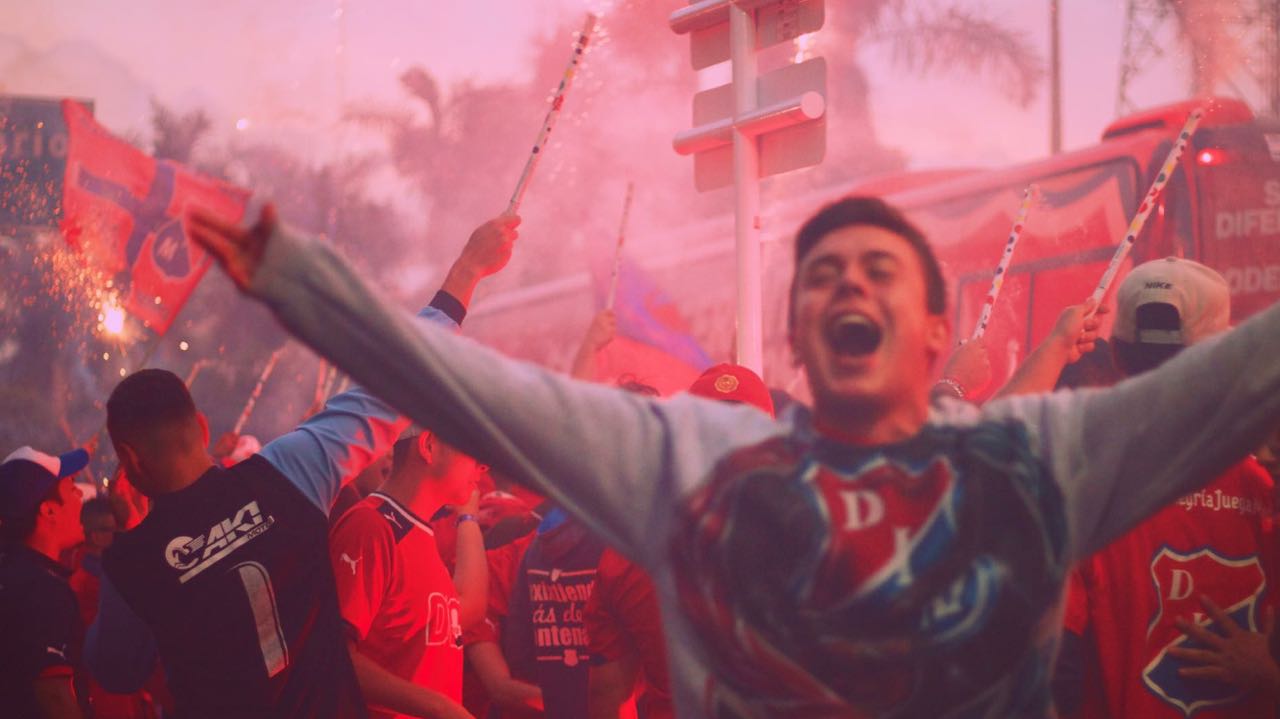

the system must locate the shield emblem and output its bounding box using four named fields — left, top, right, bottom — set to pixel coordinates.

left=1142, top=547, right=1265, bottom=716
